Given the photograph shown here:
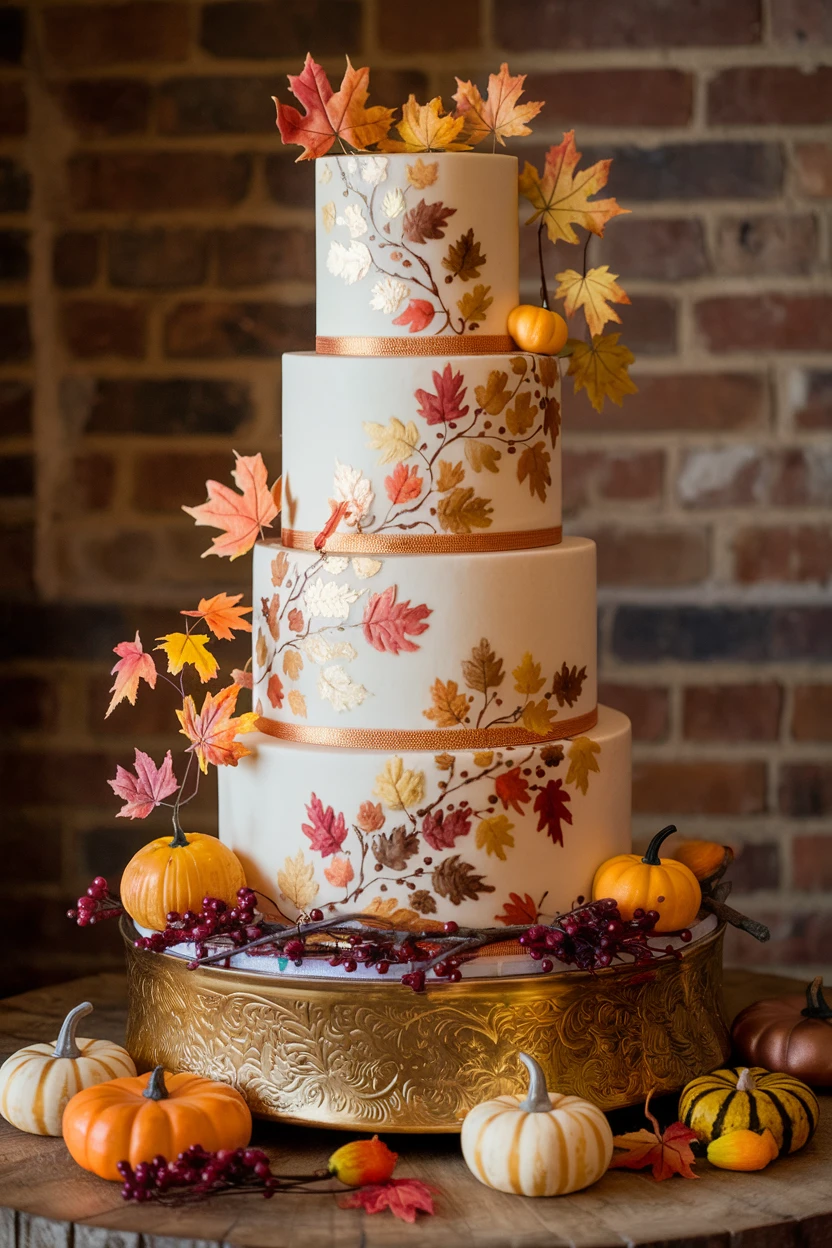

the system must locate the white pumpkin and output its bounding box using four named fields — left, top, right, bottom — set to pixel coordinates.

left=0, top=1001, right=136, bottom=1136
left=461, top=1052, right=614, bottom=1197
